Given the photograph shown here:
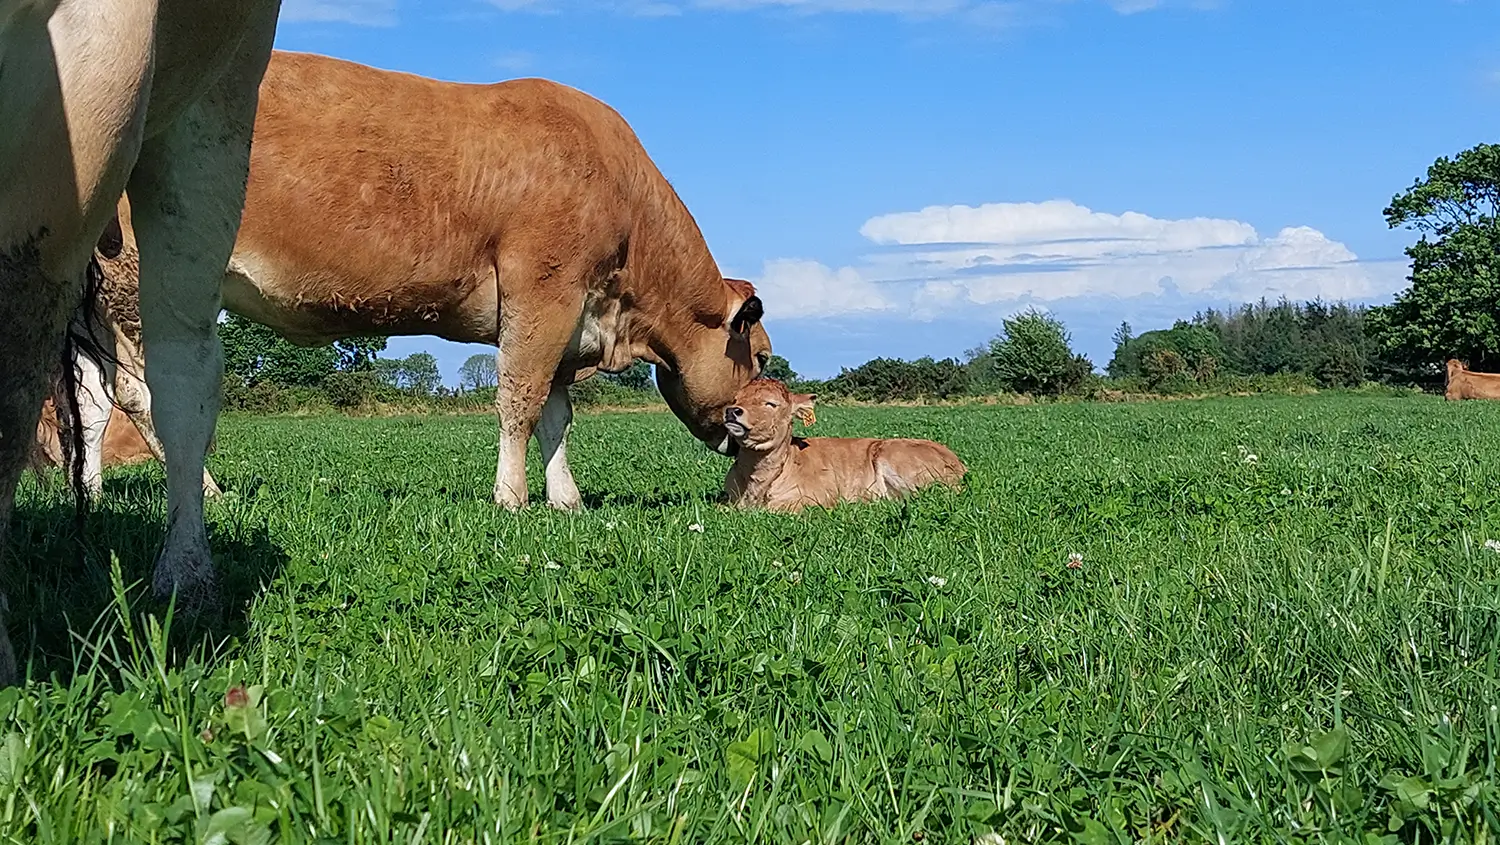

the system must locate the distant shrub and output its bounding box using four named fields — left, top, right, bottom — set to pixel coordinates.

left=322, top=371, right=383, bottom=409
left=825, top=357, right=969, bottom=403
left=984, top=309, right=1093, bottom=396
